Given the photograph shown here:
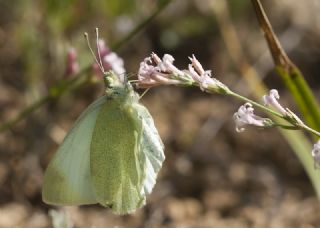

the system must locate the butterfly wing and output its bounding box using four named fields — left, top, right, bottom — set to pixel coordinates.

left=90, top=94, right=165, bottom=214
left=42, top=96, right=108, bottom=205
left=90, top=99, right=144, bottom=214
left=90, top=98, right=145, bottom=214
left=134, top=103, right=165, bottom=196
